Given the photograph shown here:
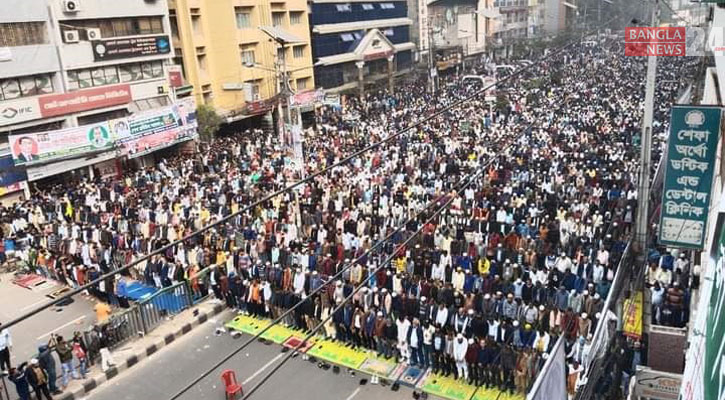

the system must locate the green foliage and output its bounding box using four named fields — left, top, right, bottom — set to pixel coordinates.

left=196, top=104, right=223, bottom=142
